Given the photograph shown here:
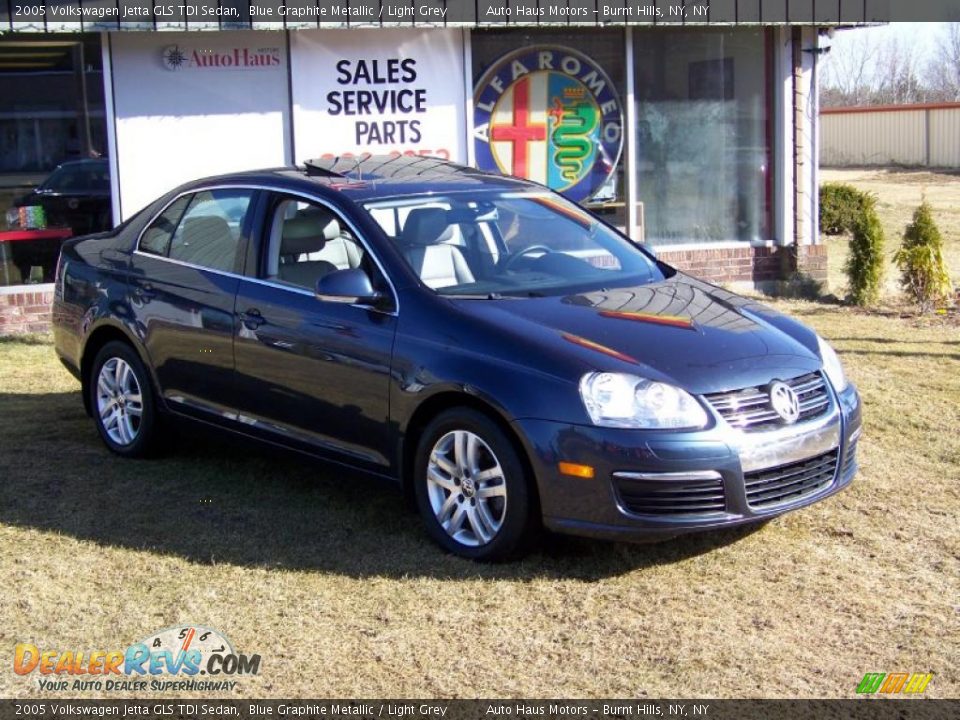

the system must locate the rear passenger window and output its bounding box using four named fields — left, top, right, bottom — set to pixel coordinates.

left=169, top=191, right=253, bottom=273
left=138, top=190, right=253, bottom=273
left=139, top=196, right=190, bottom=257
